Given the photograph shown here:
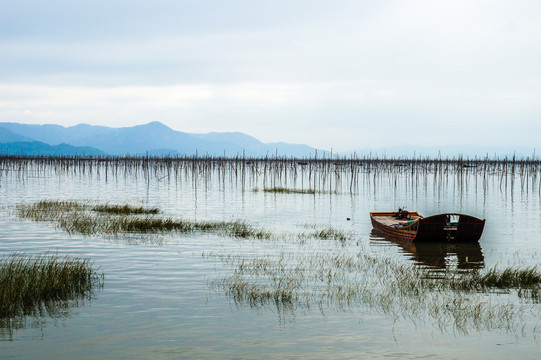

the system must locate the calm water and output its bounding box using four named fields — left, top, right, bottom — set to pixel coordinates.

left=1, top=160, right=541, bottom=359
